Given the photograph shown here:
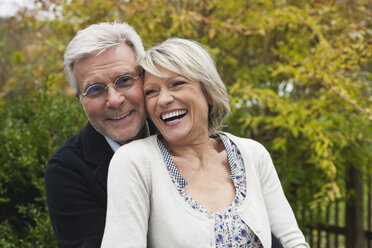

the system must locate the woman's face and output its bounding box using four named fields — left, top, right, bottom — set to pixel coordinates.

left=143, top=67, right=211, bottom=146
